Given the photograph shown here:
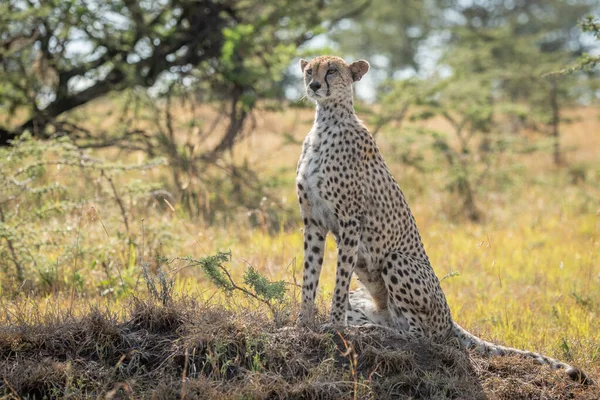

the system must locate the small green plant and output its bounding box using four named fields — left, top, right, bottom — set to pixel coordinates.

left=191, top=251, right=235, bottom=291
left=181, top=251, right=288, bottom=324
left=440, top=270, right=461, bottom=283
left=243, top=266, right=286, bottom=303
left=140, top=255, right=175, bottom=306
